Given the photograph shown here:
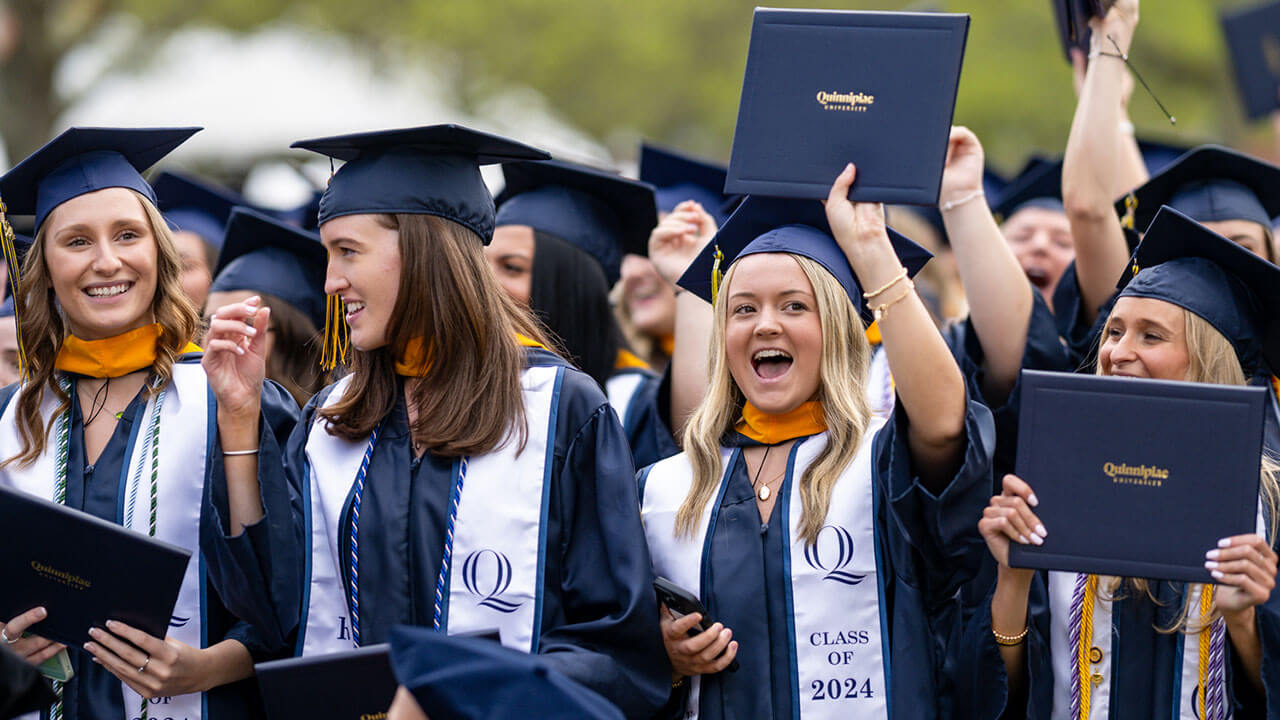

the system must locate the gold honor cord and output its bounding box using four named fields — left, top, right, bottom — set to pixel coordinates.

left=0, top=201, right=29, bottom=380
left=320, top=294, right=350, bottom=371
left=1076, top=574, right=1099, bottom=719
left=710, top=244, right=725, bottom=305
left=1196, top=585, right=1215, bottom=720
